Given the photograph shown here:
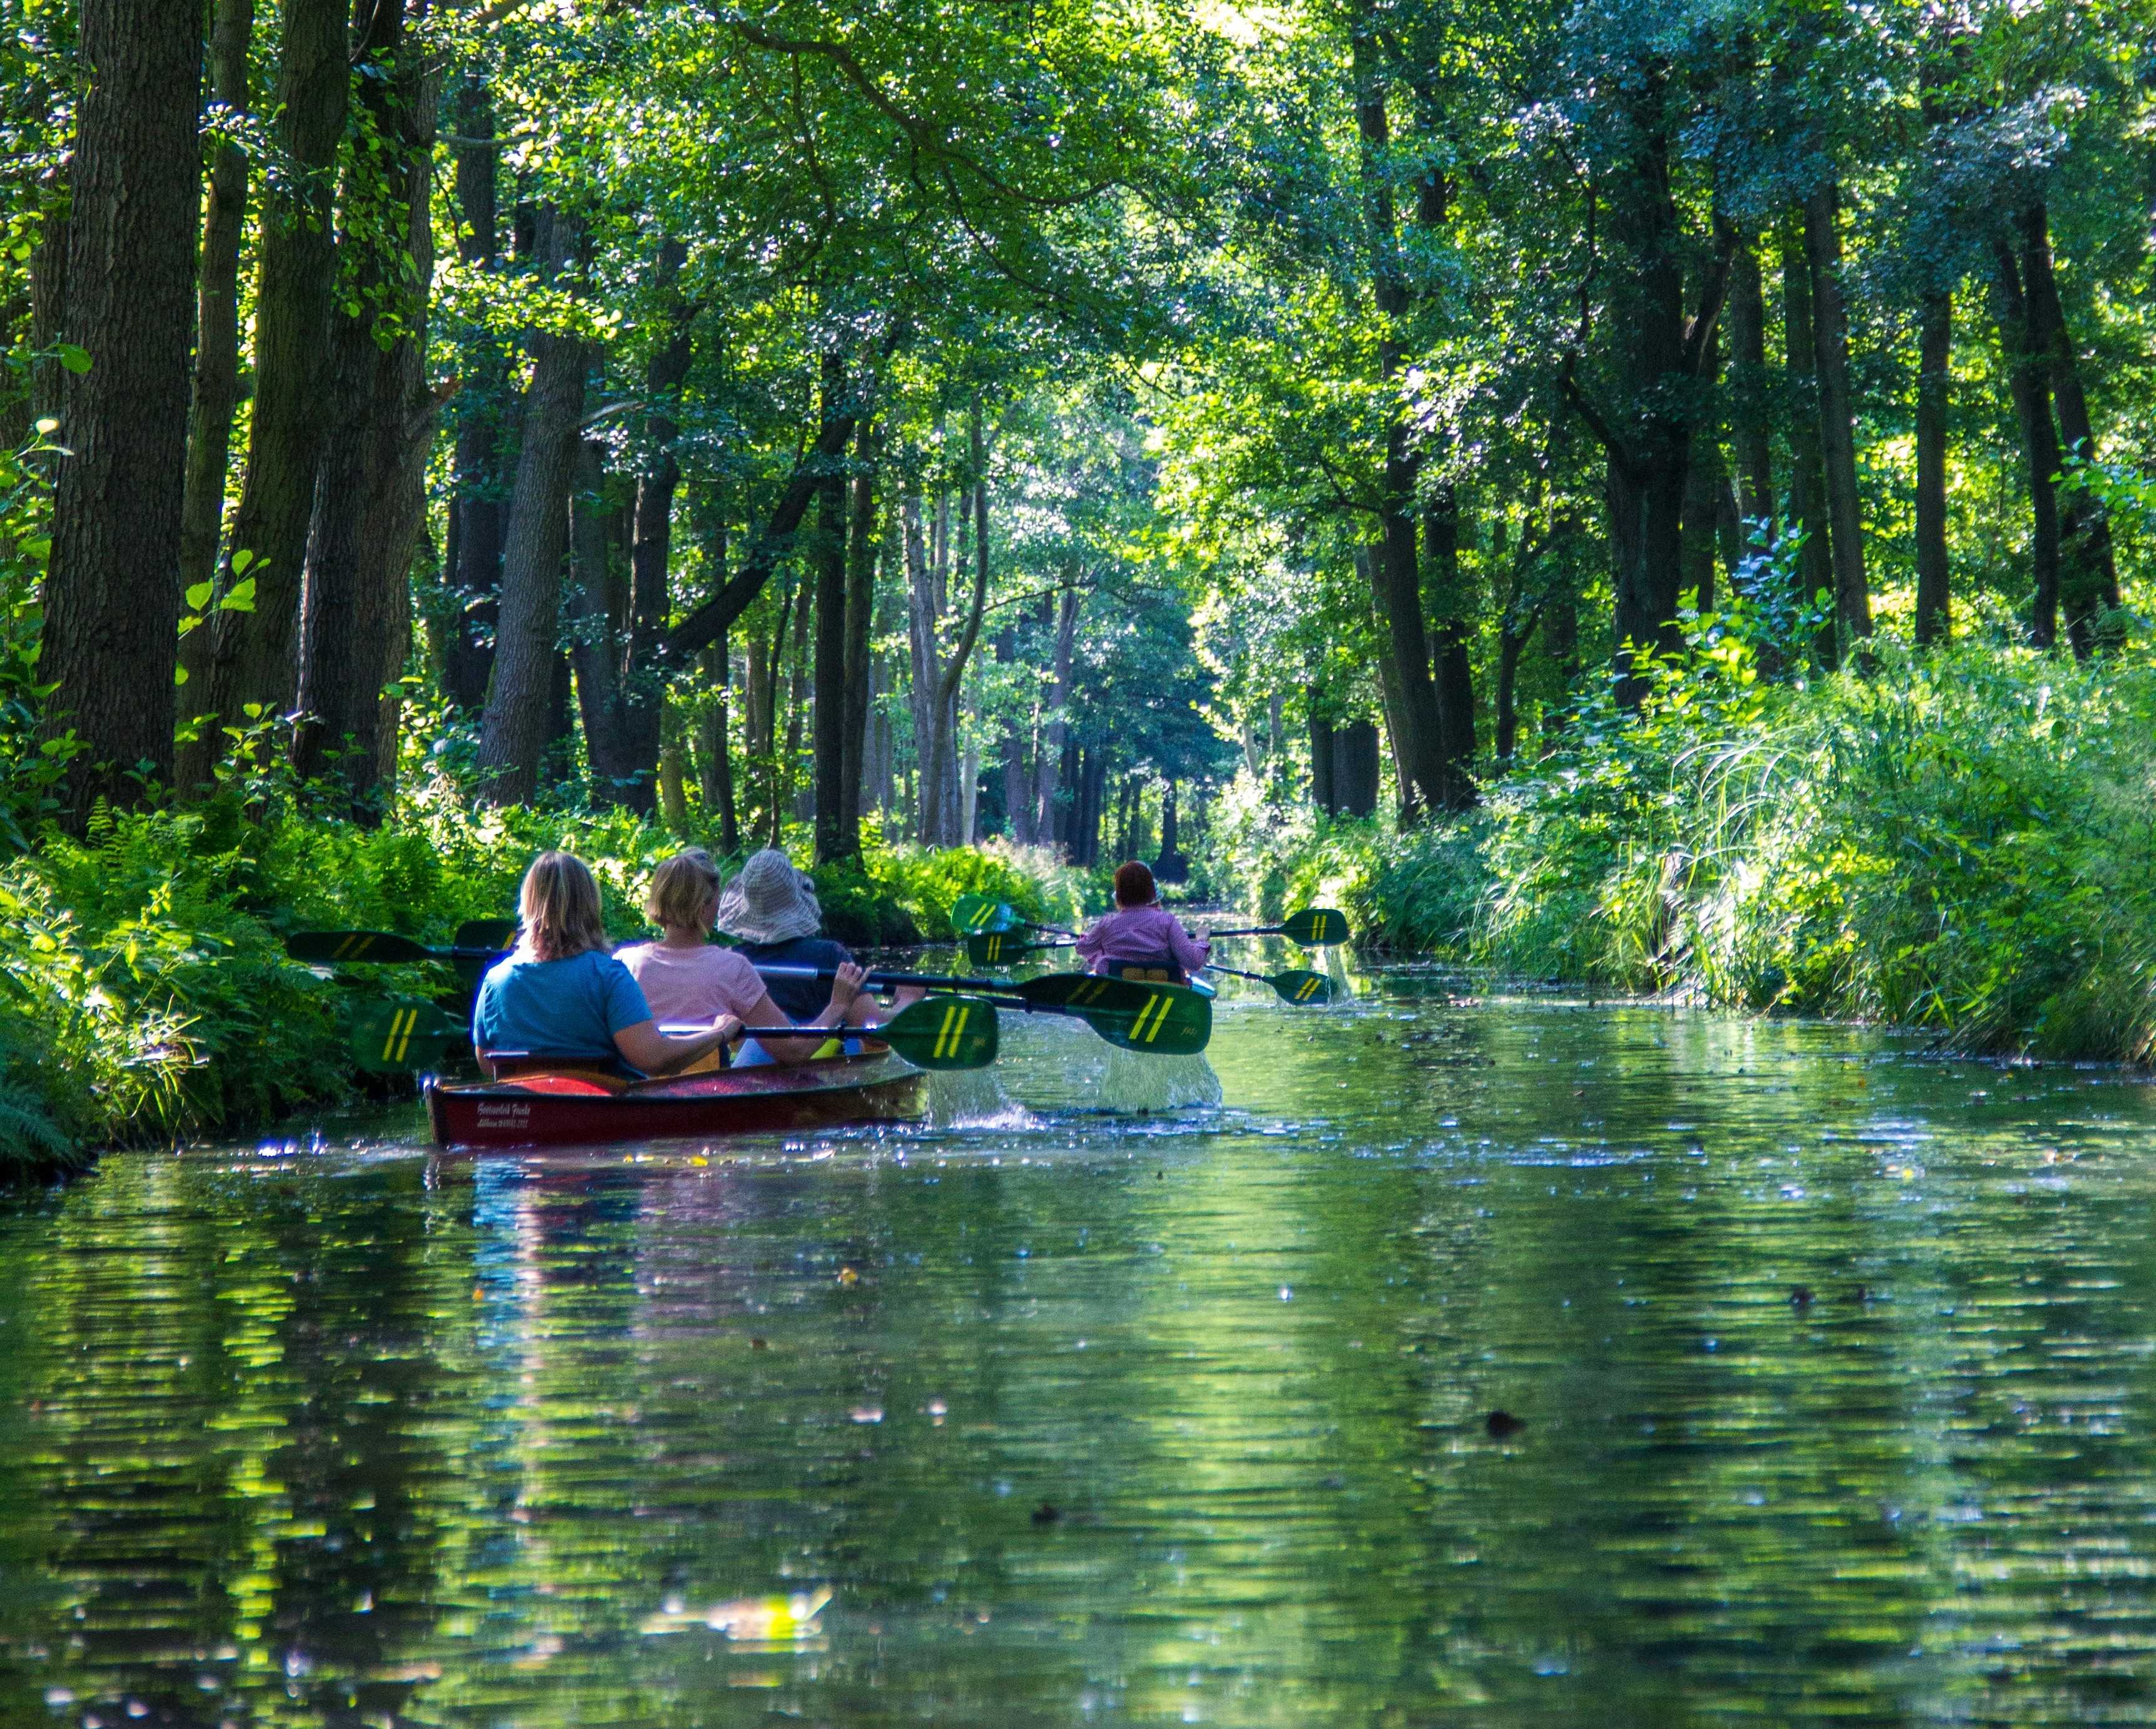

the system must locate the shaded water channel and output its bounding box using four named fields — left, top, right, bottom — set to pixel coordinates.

left=6, top=963, right=2156, bottom=1727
